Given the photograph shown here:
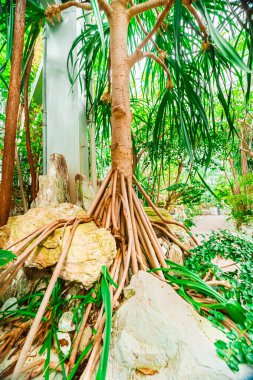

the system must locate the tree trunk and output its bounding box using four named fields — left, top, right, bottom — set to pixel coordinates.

left=240, top=122, right=249, bottom=177
left=228, top=157, right=241, bottom=195
left=0, top=0, right=26, bottom=227
left=24, top=49, right=37, bottom=202
left=110, top=5, right=132, bottom=176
